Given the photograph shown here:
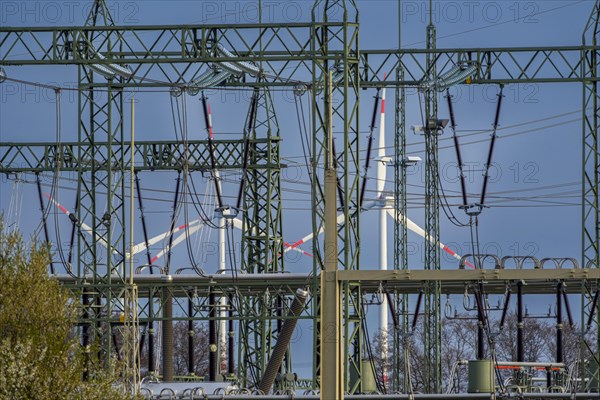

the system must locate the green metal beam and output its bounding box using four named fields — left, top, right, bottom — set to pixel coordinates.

left=310, top=0, right=361, bottom=394
left=393, top=64, right=409, bottom=393
left=582, top=0, right=600, bottom=391
left=1, top=24, right=596, bottom=85
left=56, top=268, right=599, bottom=294
left=337, top=268, right=600, bottom=283
left=0, top=139, right=280, bottom=172
left=238, top=83, right=284, bottom=388
left=423, top=14, right=442, bottom=393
